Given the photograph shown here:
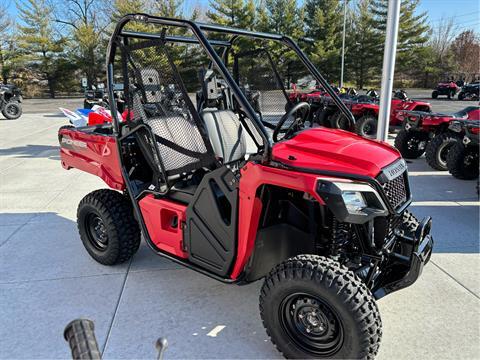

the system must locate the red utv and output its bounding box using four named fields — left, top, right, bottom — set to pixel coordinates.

left=446, top=120, right=479, bottom=180
left=394, top=106, right=480, bottom=170
left=58, top=14, right=434, bottom=359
